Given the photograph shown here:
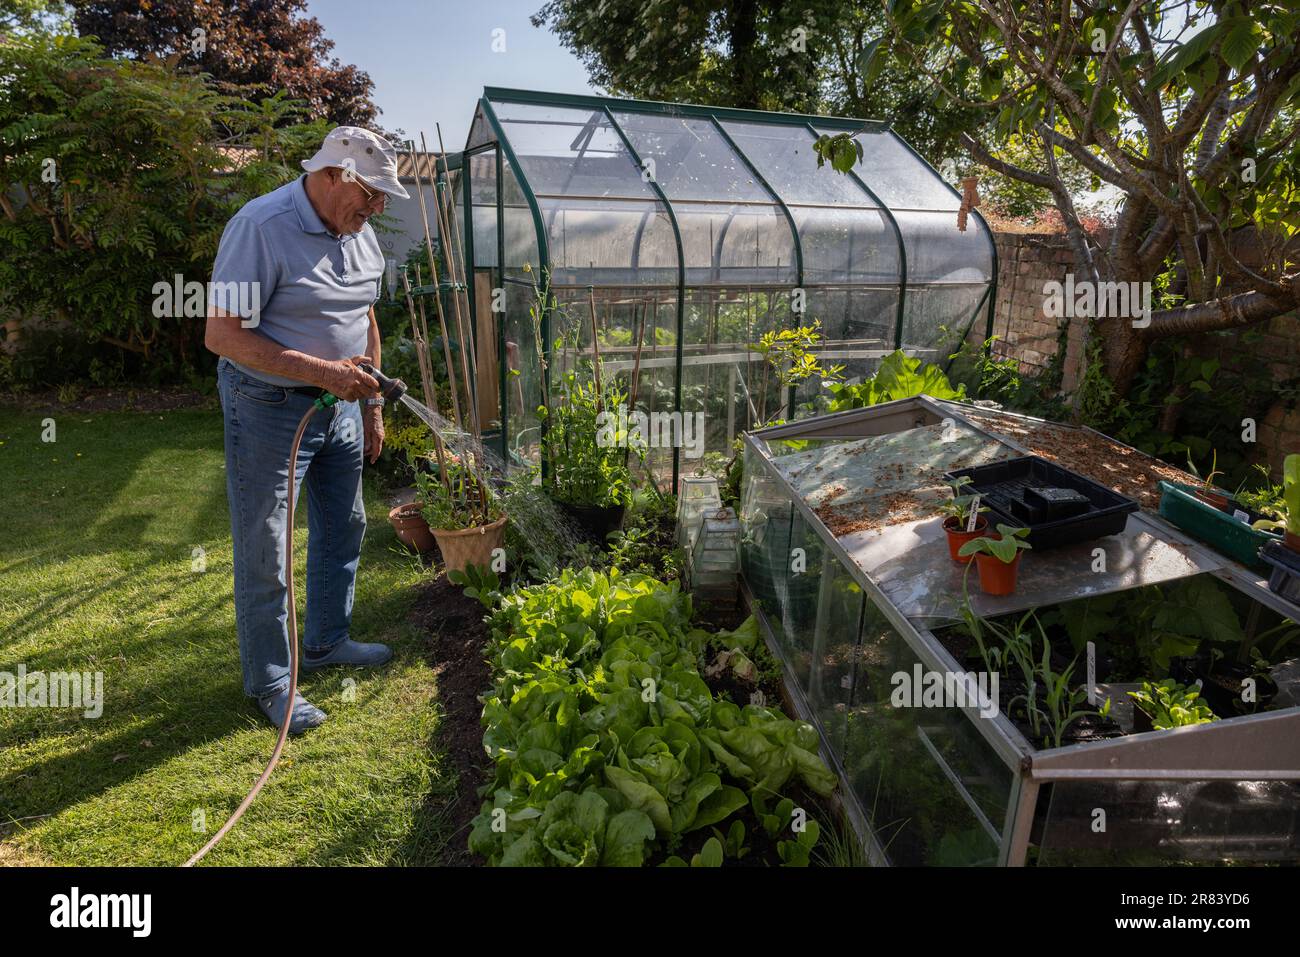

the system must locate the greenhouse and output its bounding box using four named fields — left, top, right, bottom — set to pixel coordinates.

left=739, top=398, right=1300, bottom=866
left=453, top=87, right=996, bottom=485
